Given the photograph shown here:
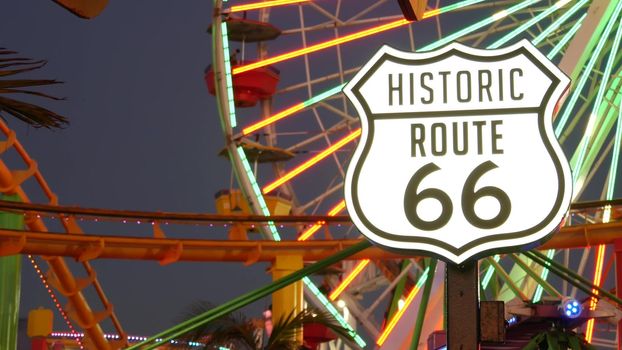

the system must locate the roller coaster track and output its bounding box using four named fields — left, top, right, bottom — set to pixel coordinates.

left=0, top=207, right=621, bottom=263
left=0, top=119, right=126, bottom=349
